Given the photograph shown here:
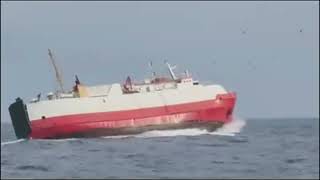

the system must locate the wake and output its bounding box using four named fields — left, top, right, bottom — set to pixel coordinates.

left=1, top=139, right=26, bottom=146
left=104, top=117, right=246, bottom=139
